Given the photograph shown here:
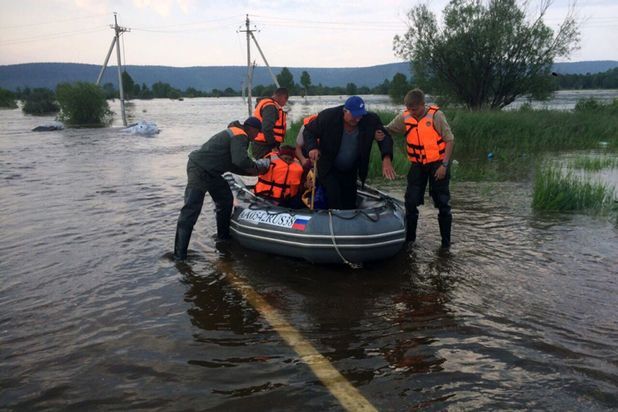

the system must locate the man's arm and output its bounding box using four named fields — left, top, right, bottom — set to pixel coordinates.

left=433, top=111, right=454, bottom=145
left=384, top=112, right=406, bottom=135
left=433, top=111, right=454, bottom=180
left=375, top=120, right=396, bottom=180
left=303, top=116, right=321, bottom=161
left=261, top=105, right=278, bottom=146
left=365, top=113, right=396, bottom=180
left=372, top=115, right=393, bottom=161
left=230, top=135, right=259, bottom=175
